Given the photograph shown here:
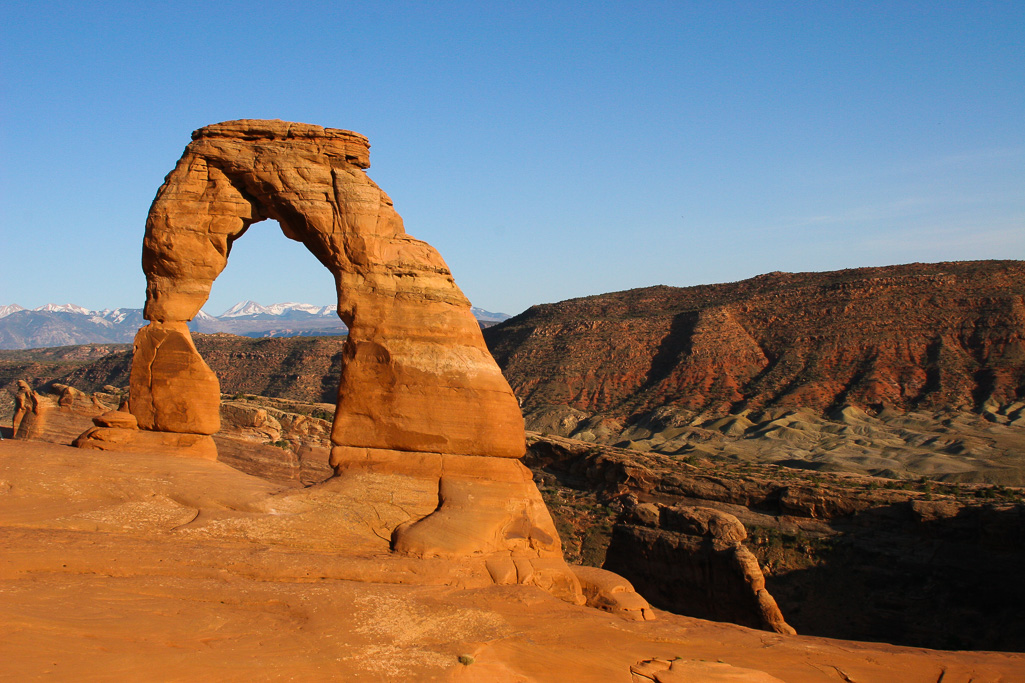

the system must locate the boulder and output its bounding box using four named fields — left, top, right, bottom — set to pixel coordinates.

left=73, top=427, right=216, bottom=460
left=572, top=565, right=655, bottom=621
left=129, top=322, right=220, bottom=435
